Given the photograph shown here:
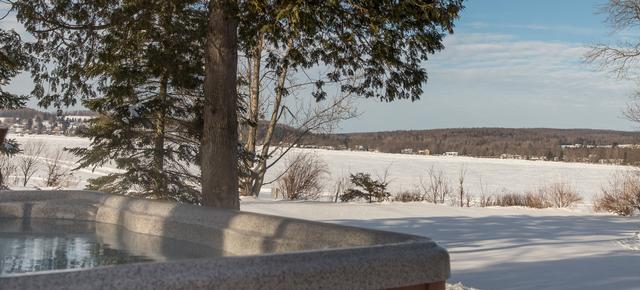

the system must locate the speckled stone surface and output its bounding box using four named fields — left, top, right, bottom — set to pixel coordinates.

left=0, top=190, right=450, bottom=290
